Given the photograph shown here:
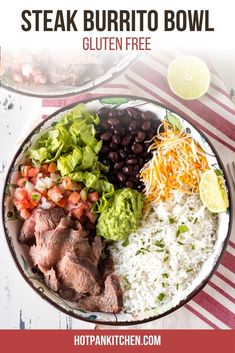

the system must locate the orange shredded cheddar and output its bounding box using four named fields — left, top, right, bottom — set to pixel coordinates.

left=140, top=122, right=209, bottom=205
